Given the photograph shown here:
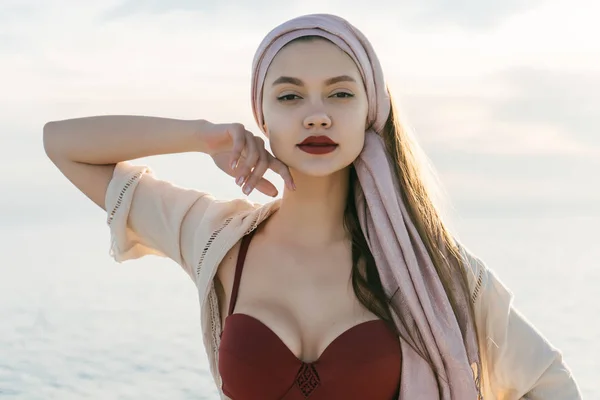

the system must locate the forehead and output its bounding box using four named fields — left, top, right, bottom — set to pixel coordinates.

left=264, top=38, right=363, bottom=84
